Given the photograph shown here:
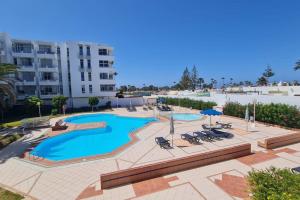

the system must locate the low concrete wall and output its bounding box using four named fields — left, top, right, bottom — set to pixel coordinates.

left=258, top=132, right=300, bottom=149
left=70, top=97, right=146, bottom=108
left=101, top=143, right=251, bottom=189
